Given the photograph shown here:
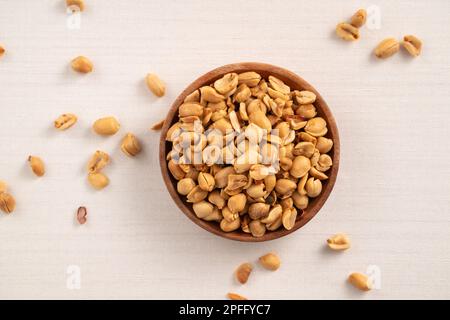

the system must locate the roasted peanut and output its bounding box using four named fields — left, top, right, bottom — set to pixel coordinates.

left=249, top=220, right=266, bottom=237
left=348, top=272, right=372, bottom=291
left=0, top=44, right=5, bottom=57
left=93, top=116, right=120, bottom=135
left=259, top=253, right=281, bottom=271
left=336, top=23, right=360, bottom=41
left=71, top=56, right=93, bottom=73
left=87, top=172, right=109, bottom=189
left=282, top=207, right=297, bottom=230
left=350, top=9, right=367, bottom=28
left=402, top=35, right=422, bottom=57
left=227, top=293, right=248, bottom=300
left=305, top=177, right=322, bottom=197
left=54, top=113, right=77, bottom=130
left=374, top=38, right=400, bottom=59
left=28, top=156, right=45, bottom=177
left=151, top=119, right=165, bottom=131
left=177, top=178, right=196, bottom=195
left=214, top=73, right=238, bottom=95
left=193, top=201, right=214, bottom=219
left=235, top=262, right=253, bottom=284
left=228, top=193, right=247, bottom=214
left=327, top=233, right=351, bottom=250
left=145, top=73, right=165, bottom=97
left=87, top=150, right=110, bottom=173
left=198, top=172, right=215, bottom=192
left=220, top=216, right=241, bottom=232
left=0, top=192, right=15, bottom=214
left=121, top=133, right=142, bottom=157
